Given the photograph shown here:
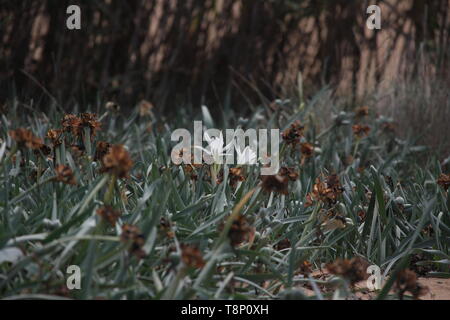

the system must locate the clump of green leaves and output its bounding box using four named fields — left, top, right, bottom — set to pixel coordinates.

left=0, top=99, right=448, bottom=300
